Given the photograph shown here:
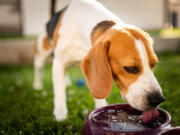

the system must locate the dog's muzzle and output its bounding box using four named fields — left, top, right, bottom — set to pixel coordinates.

left=147, top=92, right=166, bottom=107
